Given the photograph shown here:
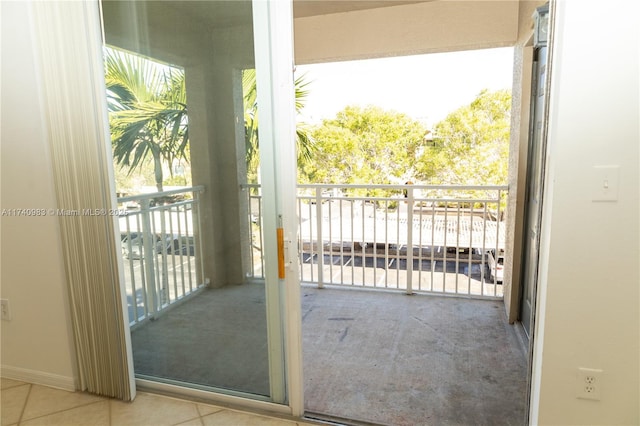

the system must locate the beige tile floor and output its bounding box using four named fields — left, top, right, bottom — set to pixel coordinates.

left=1, top=378, right=316, bottom=426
